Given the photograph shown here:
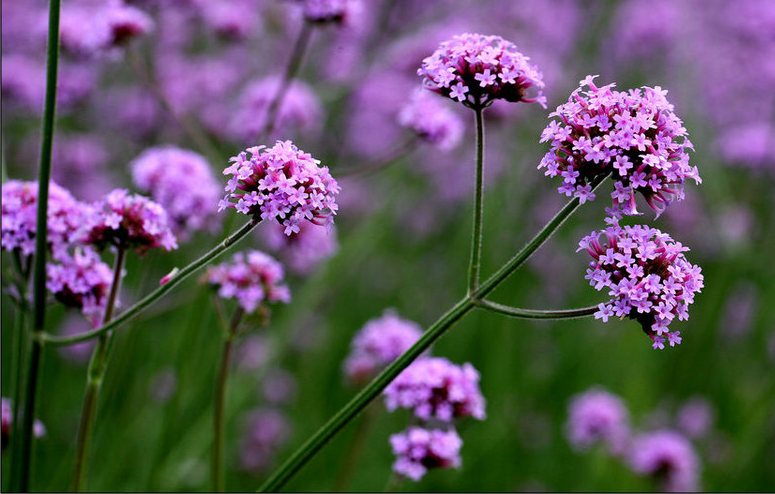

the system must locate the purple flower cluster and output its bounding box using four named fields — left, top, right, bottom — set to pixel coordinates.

left=539, top=76, right=700, bottom=217
left=566, top=387, right=630, bottom=455
left=343, top=310, right=423, bottom=383
left=203, top=250, right=290, bottom=313
left=219, top=141, right=340, bottom=235
left=384, top=357, right=486, bottom=422
left=130, top=146, right=220, bottom=237
left=83, top=189, right=178, bottom=255
left=398, top=90, right=464, bottom=150
left=300, top=0, right=363, bottom=26
left=46, top=248, right=114, bottom=327
left=417, top=33, right=546, bottom=109
left=628, top=430, right=700, bottom=492
left=579, top=225, right=703, bottom=349
left=263, top=221, right=338, bottom=275
left=389, top=427, right=463, bottom=482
